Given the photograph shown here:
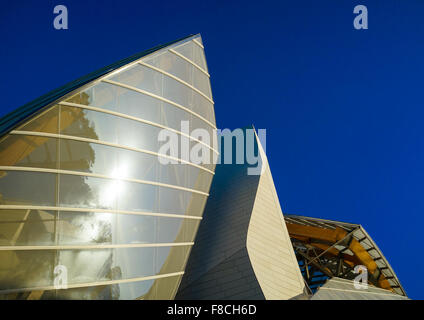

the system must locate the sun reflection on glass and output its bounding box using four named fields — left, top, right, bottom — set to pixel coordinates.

left=99, top=165, right=128, bottom=208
